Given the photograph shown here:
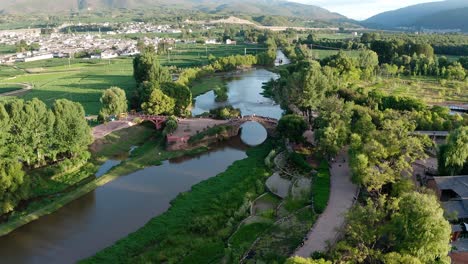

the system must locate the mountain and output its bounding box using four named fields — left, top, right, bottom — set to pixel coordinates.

left=0, top=0, right=347, bottom=21
left=413, top=7, right=468, bottom=32
left=364, top=0, right=468, bottom=30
